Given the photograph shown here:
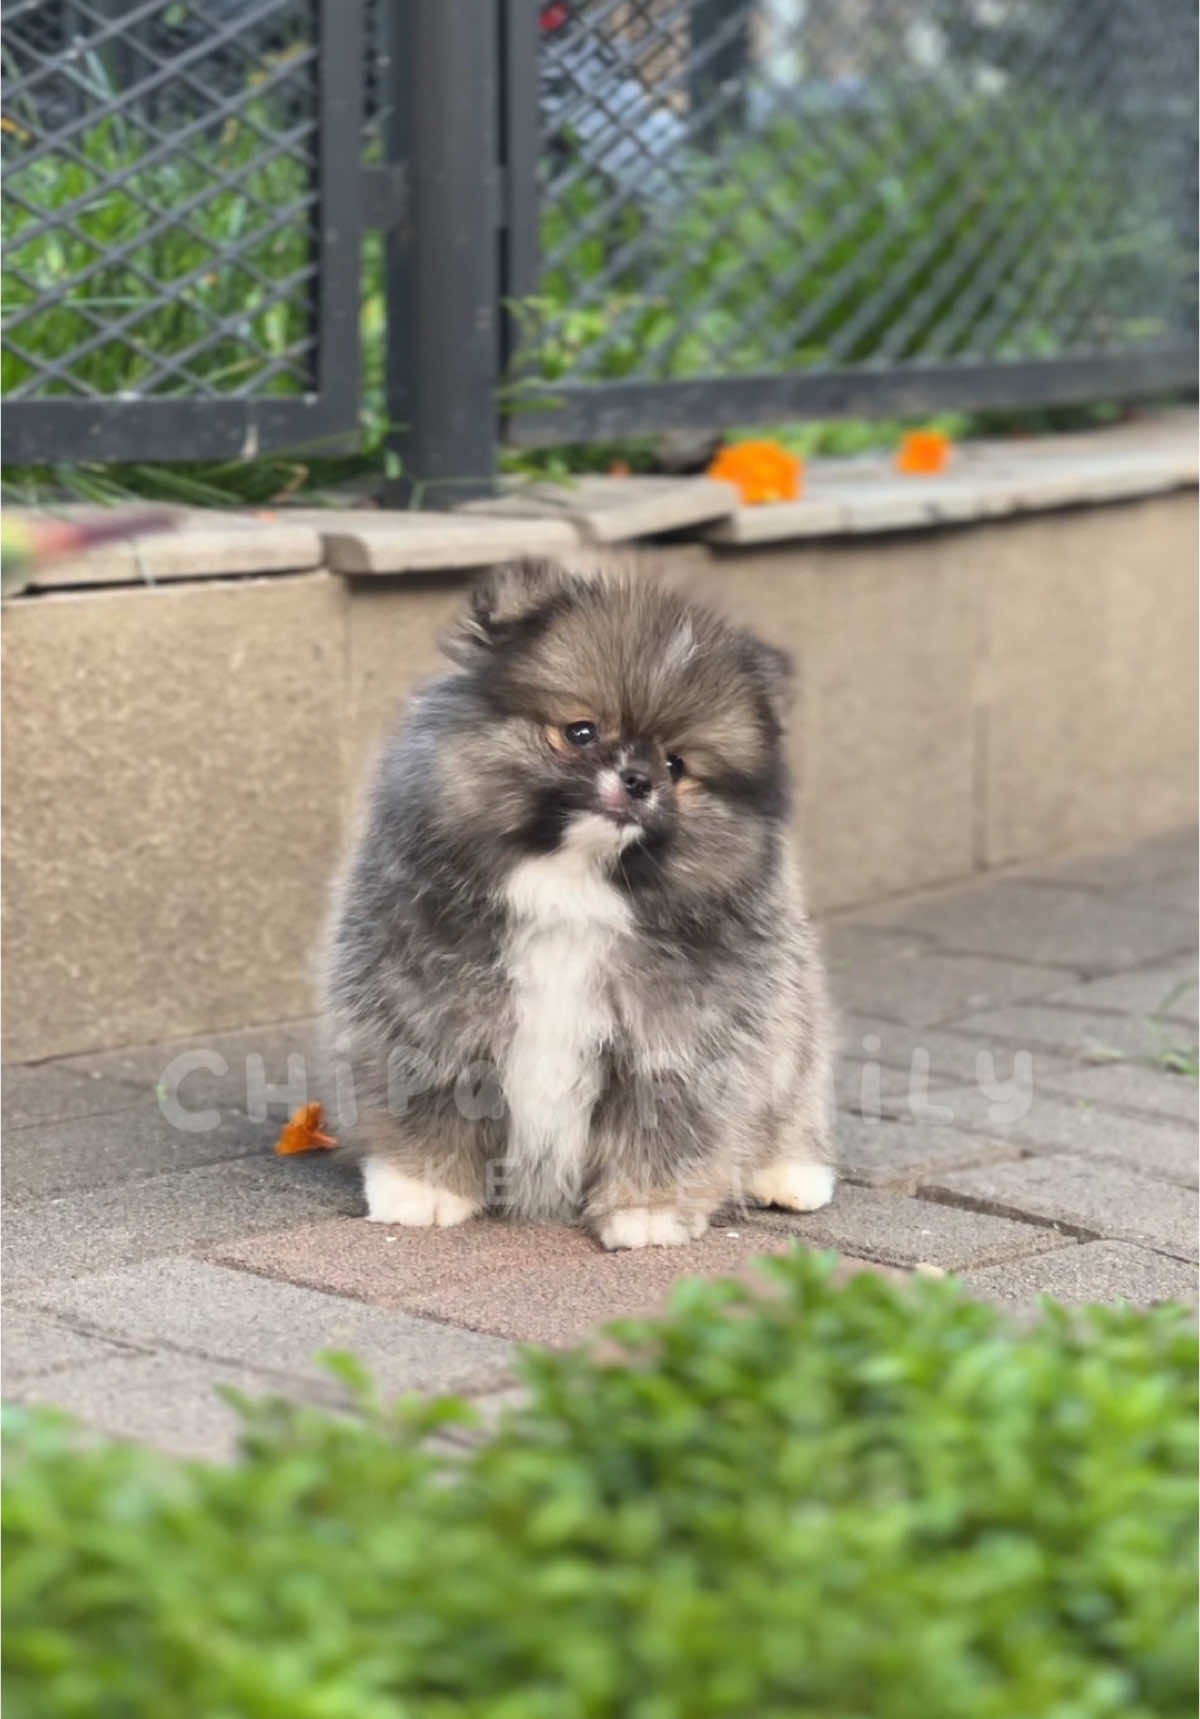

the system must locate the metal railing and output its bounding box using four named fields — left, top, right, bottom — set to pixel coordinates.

left=2, top=0, right=1196, bottom=485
